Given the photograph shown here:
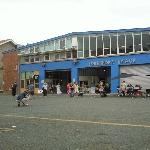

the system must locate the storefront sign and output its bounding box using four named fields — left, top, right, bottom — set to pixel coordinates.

left=89, top=58, right=136, bottom=66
